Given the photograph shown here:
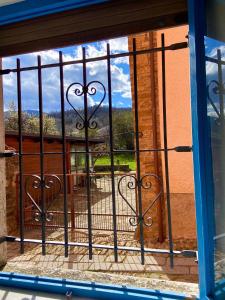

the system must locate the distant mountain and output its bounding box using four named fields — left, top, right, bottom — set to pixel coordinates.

left=48, top=106, right=132, bottom=133
left=24, top=110, right=41, bottom=116
left=4, top=109, right=41, bottom=117
left=4, top=106, right=132, bottom=138
left=49, top=106, right=132, bottom=131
